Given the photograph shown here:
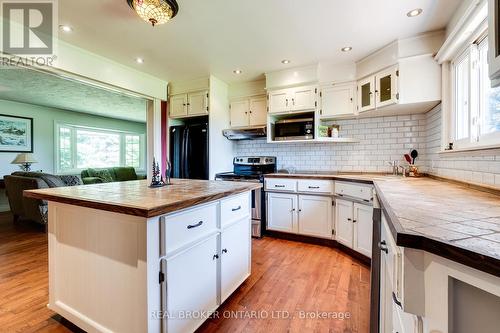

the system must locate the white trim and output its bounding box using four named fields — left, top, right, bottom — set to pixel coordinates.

left=54, top=121, right=146, bottom=174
